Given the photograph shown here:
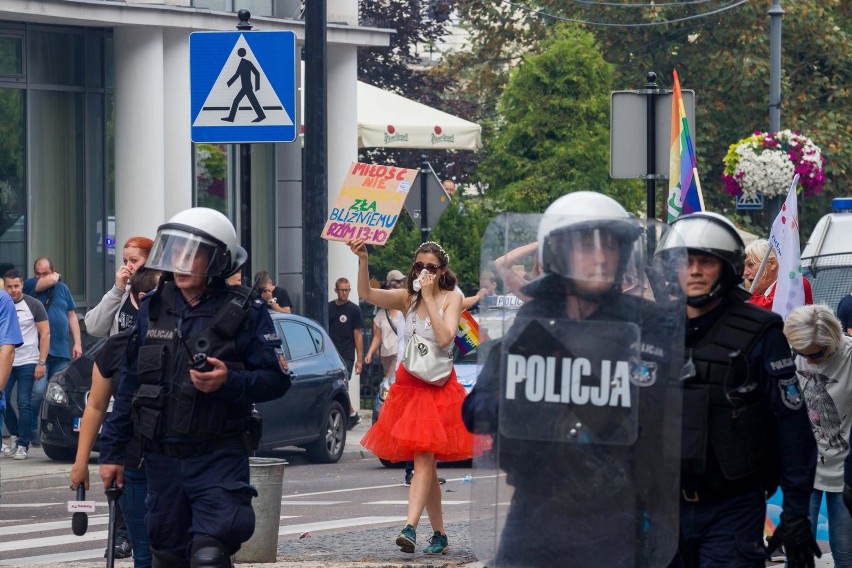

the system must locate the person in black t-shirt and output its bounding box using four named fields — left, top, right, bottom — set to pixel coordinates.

left=328, top=277, right=364, bottom=429
left=254, top=270, right=293, bottom=313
